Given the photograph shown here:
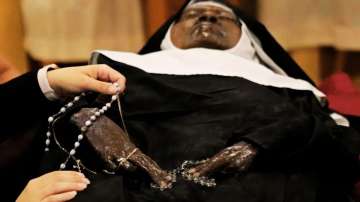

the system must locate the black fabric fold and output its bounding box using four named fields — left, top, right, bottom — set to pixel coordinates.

left=40, top=56, right=360, bottom=202
left=0, top=71, right=60, bottom=201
